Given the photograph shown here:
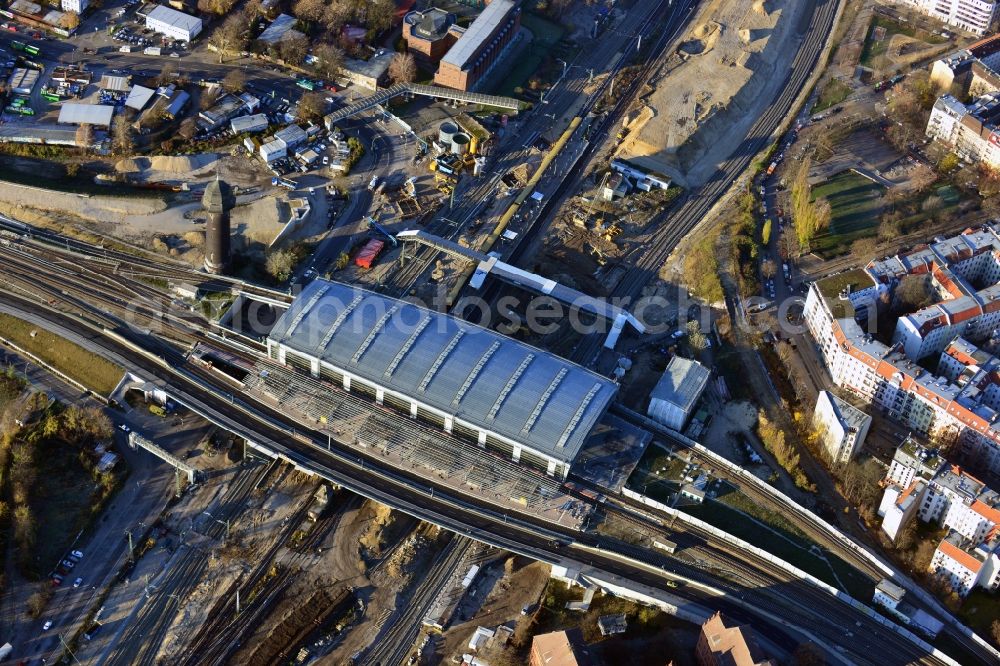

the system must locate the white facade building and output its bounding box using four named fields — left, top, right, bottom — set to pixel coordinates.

left=813, top=391, right=872, bottom=464
left=802, top=228, right=1000, bottom=475
left=145, top=5, right=202, bottom=42
left=926, top=93, right=1000, bottom=170
left=896, top=0, right=999, bottom=35
left=879, top=479, right=926, bottom=542
left=259, top=138, right=286, bottom=162
left=60, top=0, right=88, bottom=14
